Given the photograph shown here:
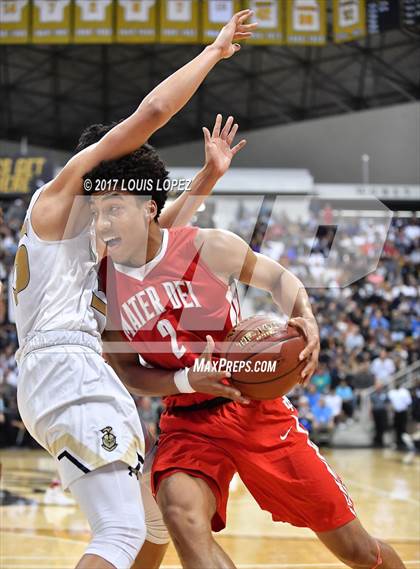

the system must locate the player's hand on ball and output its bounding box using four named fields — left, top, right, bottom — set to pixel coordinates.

left=188, top=335, right=250, bottom=404
left=288, top=317, right=320, bottom=384
left=211, top=9, right=258, bottom=59
left=203, top=115, right=246, bottom=177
